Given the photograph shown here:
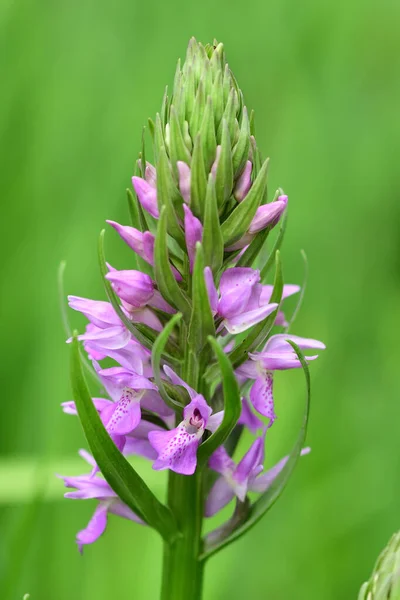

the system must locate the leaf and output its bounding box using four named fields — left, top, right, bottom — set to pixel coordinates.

left=188, top=243, right=216, bottom=353
left=201, top=341, right=311, bottom=560
left=199, top=96, right=217, bottom=171
left=169, top=106, right=191, bottom=168
left=232, top=106, right=250, bottom=177
left=70, top=336, right=179, bottom=543
left=154, top=208, right=191, bottom=320
left=202, top=175, right=224, bottom=273
left=221, top=158, right=269, bottom=246
left=156, top=146, right=185, bottom=247
left=190, top=133, right=207, bottom=218
left=197, top=337, right=241, bottom=467
left=215, top=119, right=233, bottom=209
left=151, top=313, right=183, bottom=413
